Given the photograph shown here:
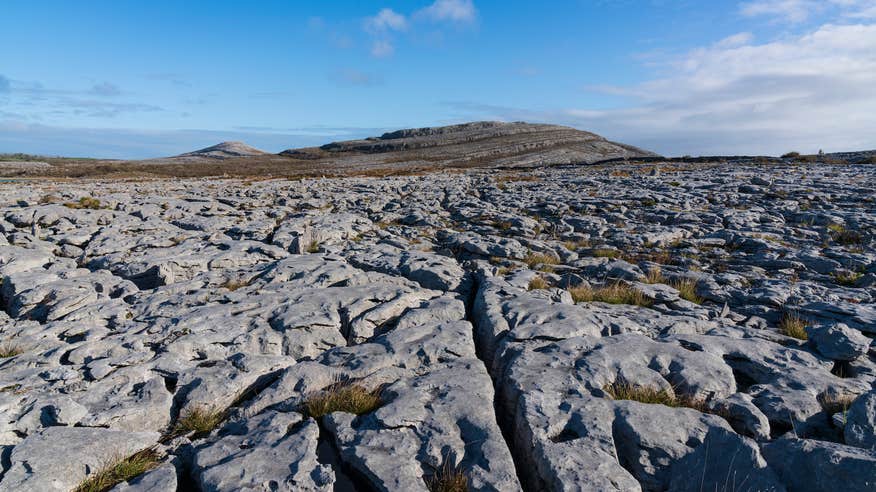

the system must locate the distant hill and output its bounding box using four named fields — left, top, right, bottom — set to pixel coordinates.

left=280, top=121, right=658, bottom=169
left=176, top=141, right=268, bottom=159
left=0, top=121, right=660, bottom=177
